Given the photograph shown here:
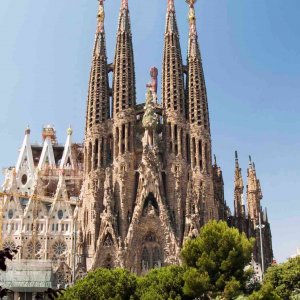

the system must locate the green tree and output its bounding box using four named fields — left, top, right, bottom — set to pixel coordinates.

left=181, top=220, right=254, bottom=299
left=136, top=265, right=190, bottom=300
left=58, top=268, right=137, bottom=300
left=259, top=256, right=300, bottom=299
left=247, top=282, right=281, bottom=300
